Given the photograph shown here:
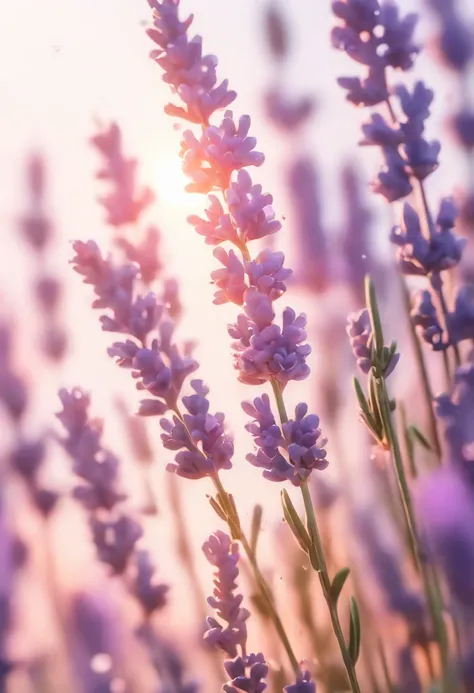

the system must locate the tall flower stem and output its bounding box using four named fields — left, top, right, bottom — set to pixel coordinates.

left=171, top=404, right=300, bottom=675
left=271, top=378, right=362, bottom=693
left=377, top=378, right=449, bottom=687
